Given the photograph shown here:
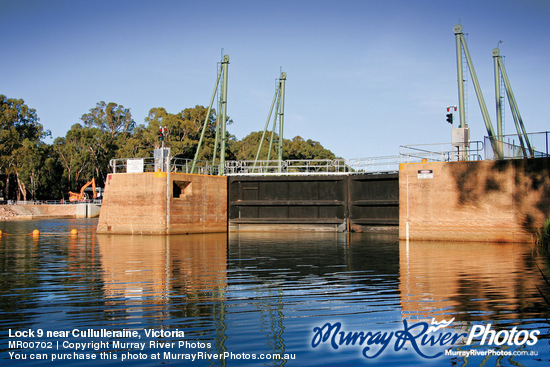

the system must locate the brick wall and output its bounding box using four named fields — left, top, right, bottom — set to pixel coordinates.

left=399, top=158, right=550, bottom=243
left=97, top=172, right=227, bottom=235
